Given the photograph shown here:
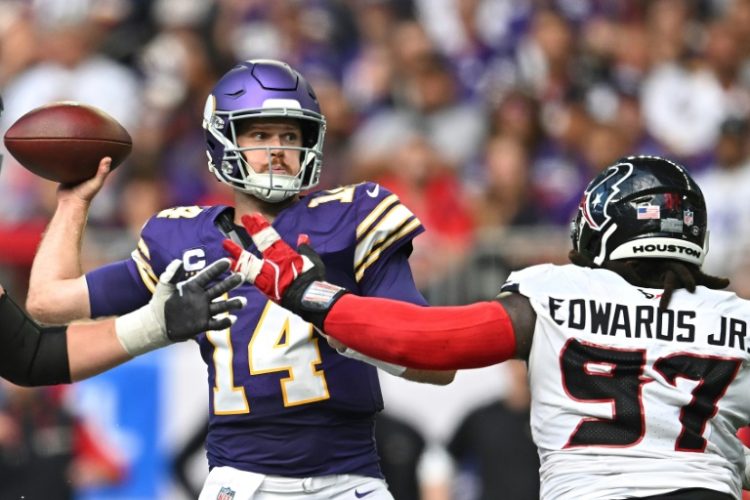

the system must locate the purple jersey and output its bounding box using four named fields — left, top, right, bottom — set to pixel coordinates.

left=86, top=182, right=425, bottom=477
